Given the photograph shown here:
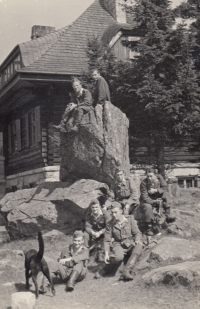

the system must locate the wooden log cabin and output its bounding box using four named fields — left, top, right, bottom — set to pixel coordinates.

left=0, top=0, right=200, bottom=193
